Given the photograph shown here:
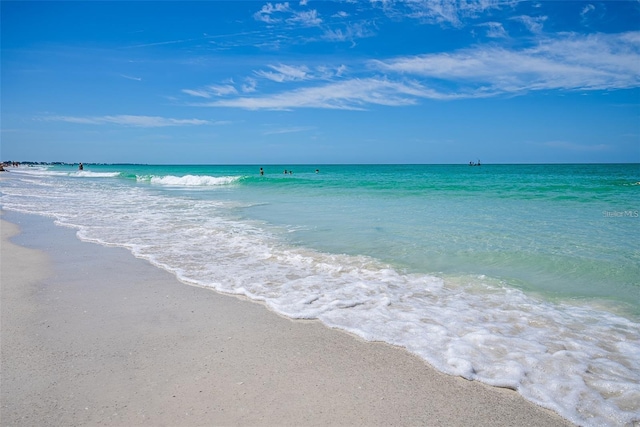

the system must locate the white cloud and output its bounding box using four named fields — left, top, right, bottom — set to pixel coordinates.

left=315, top=64, right=348, bottom=79
left=46, top=115, right=212, bottom=127
left=322, top=21, right=375, bottom=43
left=207, top=84, right=239, bottom=96
left=255, top=64, right=311, bottom=82
left=375, top=0, right=509, bottom=27
left=182, top=30, right=638, bottom=112
left=182, top=89, right=213, bottom=98
left=263, top=126, right=315, bottom=135
left=191, top=78, right=456, bottom=110
left=120, top=74, right=142, bottom=81
left=242, top=77, right=258, bottom=93
left=372, top=31, right=640, bottom=94
left=182, top=84, right=238, bottom=98
left=254, top=2, right=293, bottom=23
left=253, top=63, right=349, bottom=85
left=253, top=1, right=322, bottom=27
left=183, top=32, right=639, bottom=111
left=253, top=1, right=321, bottom=27
left=288, top=9, right=322, bottom=26
left=478, top=22, right=507, bottom=38
left=511, top=15, right=547, bottom=34
left=581, top=4, right=596, bottom=19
